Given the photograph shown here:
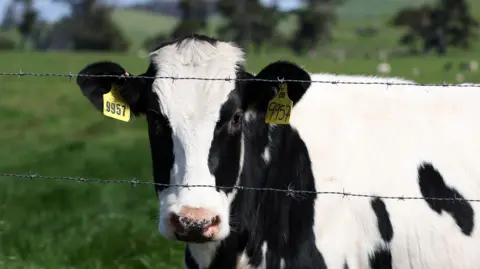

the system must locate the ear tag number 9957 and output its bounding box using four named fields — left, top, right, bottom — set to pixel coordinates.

left=265, top=83, right=293, bottom=124
left=103, top=85, right=131, bottom=122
